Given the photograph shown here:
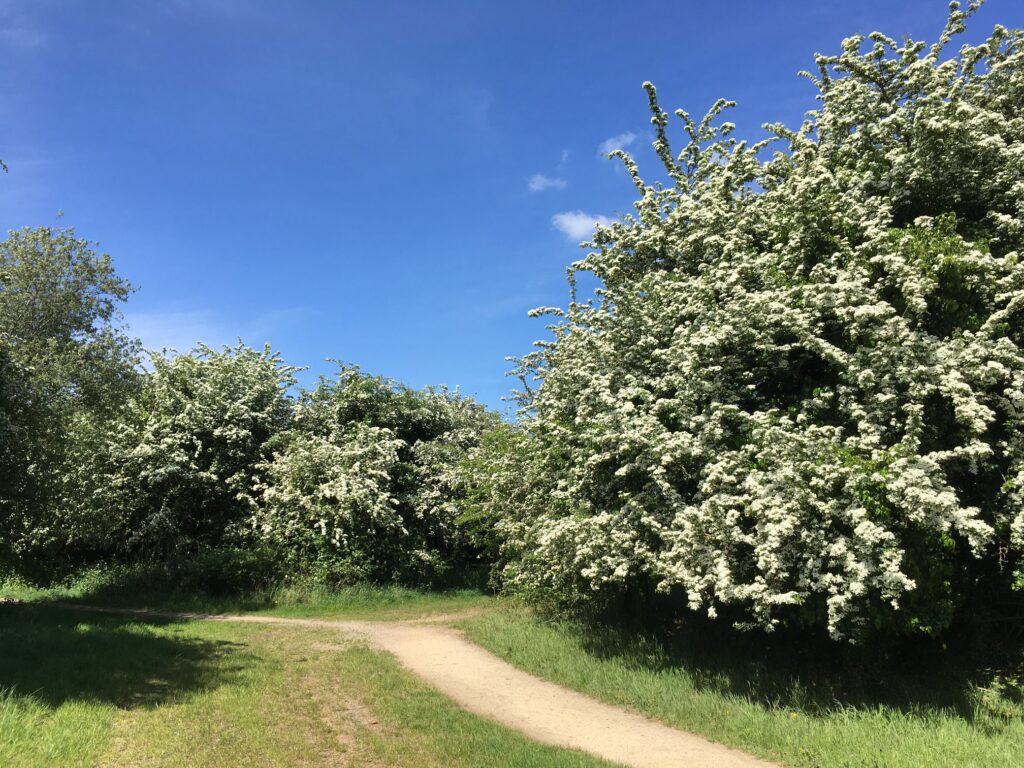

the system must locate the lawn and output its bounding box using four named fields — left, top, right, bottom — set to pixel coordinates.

left=457, top=607, right=1024, bottom=768
left=0, top=602, right=608, bottom=768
